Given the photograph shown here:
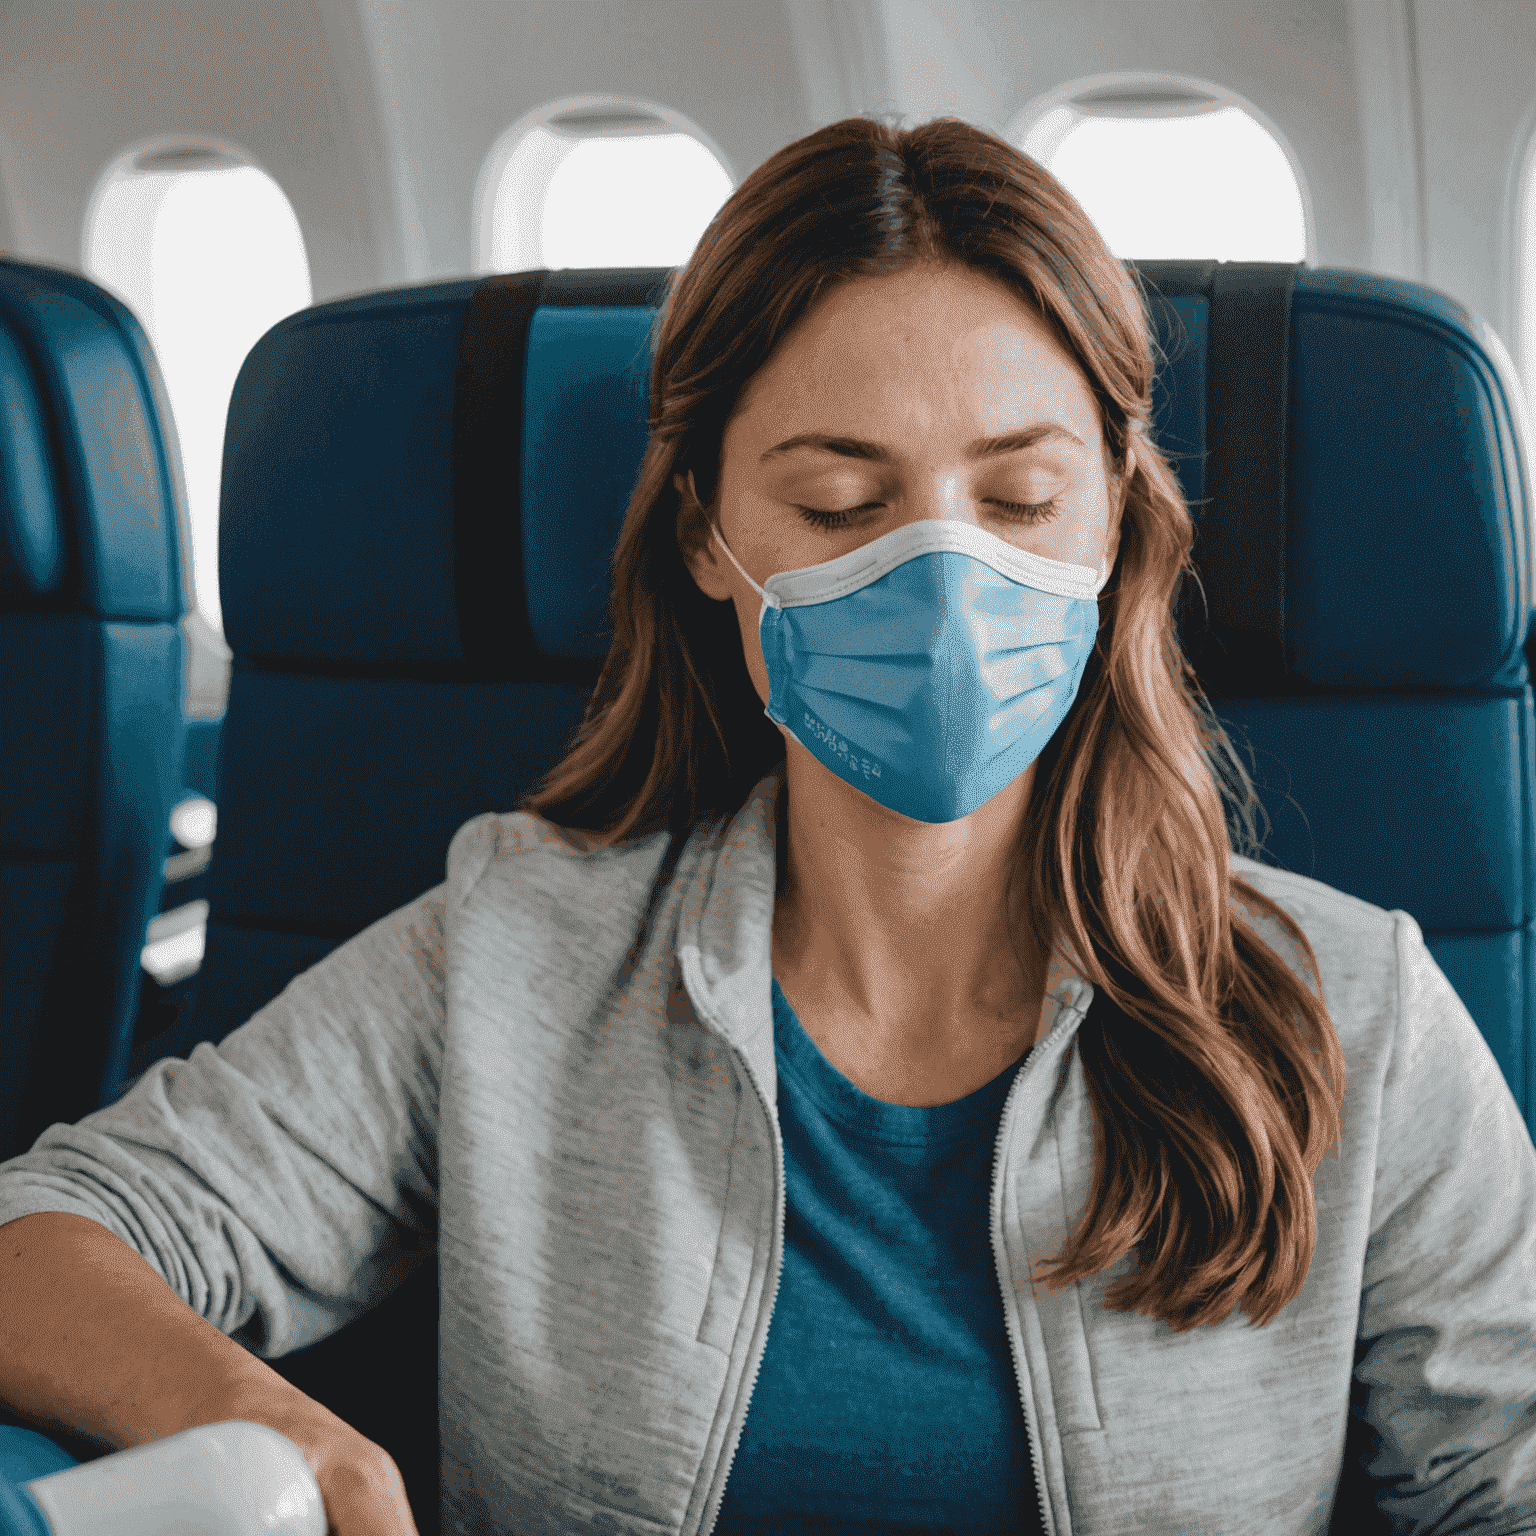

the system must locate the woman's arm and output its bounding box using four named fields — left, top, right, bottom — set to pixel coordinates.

left=0, top=1212, right=420, bottom=1534
left=1351, top=913, right=1536, bottom=1529
left=0, top=1211, right=274, bottom=1451
left=0, top=885, right=448, bottom=1363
